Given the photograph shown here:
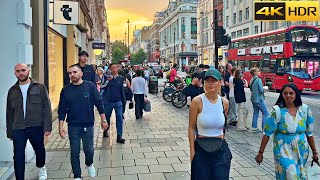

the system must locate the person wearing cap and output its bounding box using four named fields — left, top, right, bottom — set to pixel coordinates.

left=182, top=72, right=204, bottom=101
left=189, top=69, right=232, bottom=179
left=64, top=51, right=96, bottom=86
